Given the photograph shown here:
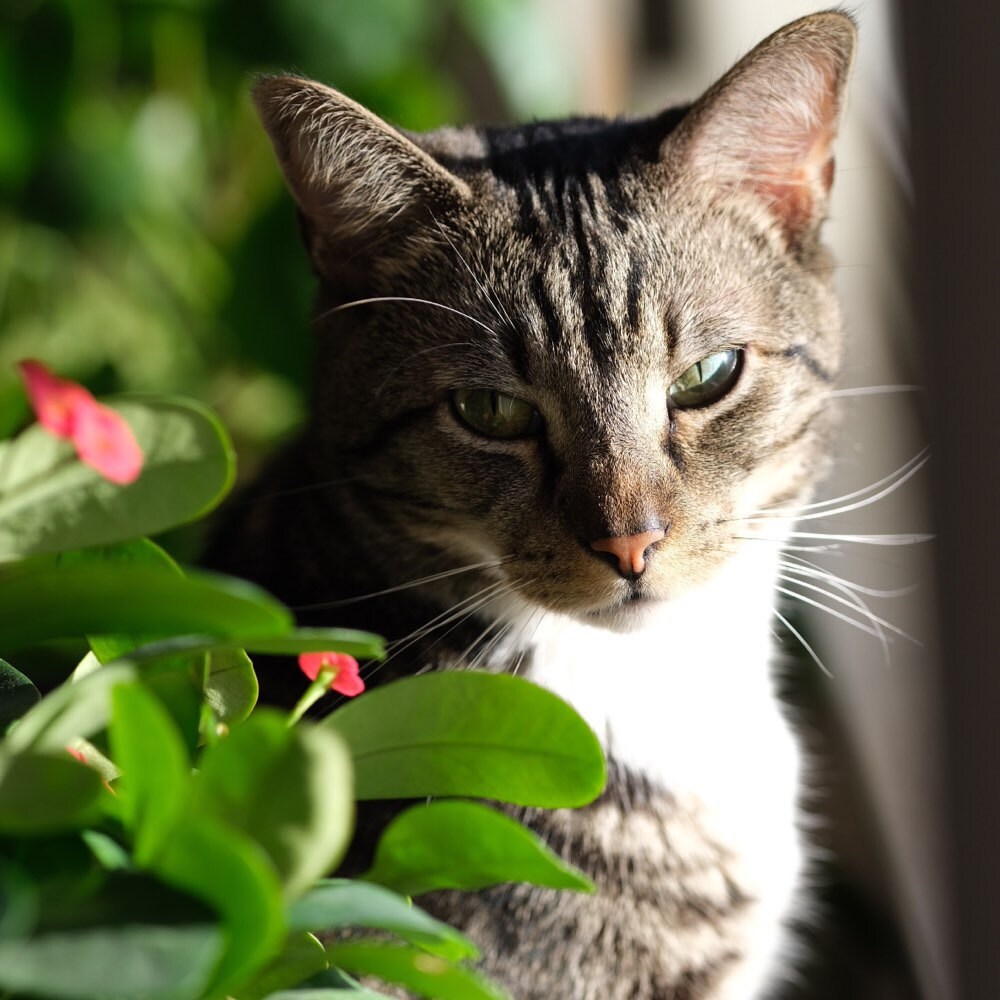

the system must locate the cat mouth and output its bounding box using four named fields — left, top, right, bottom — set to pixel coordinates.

left=580, top=589, right=663, bottom=631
